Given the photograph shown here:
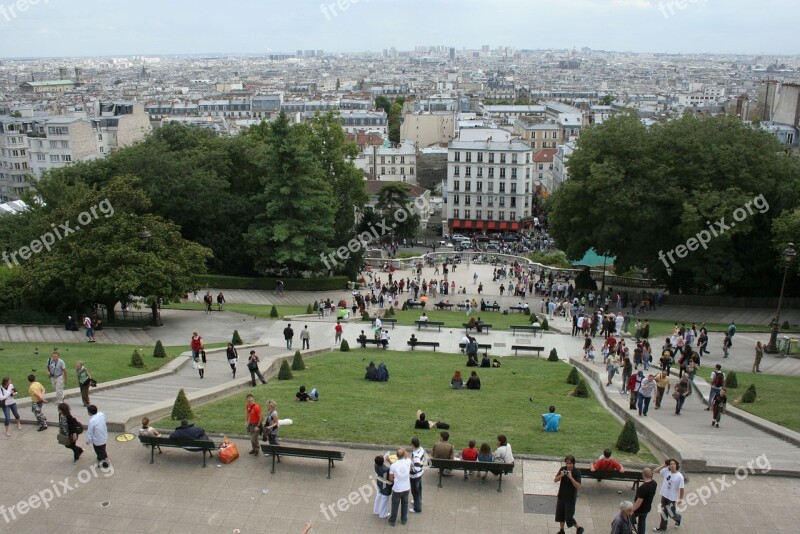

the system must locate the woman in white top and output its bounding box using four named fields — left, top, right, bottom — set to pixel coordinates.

left=0, top=377, right=22, bottom=436
left=494, top=434, right=514, bottom=463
